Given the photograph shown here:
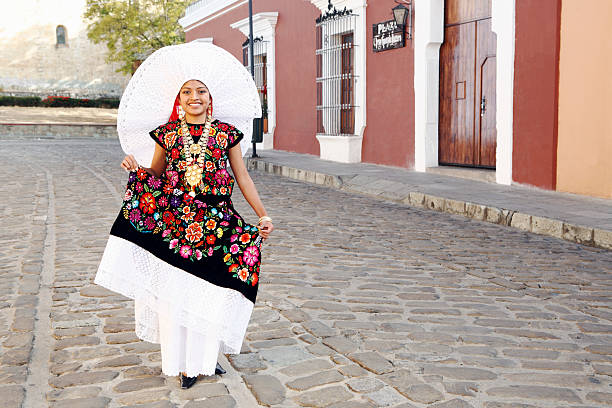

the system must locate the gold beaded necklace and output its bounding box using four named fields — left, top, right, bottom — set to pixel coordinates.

left=179, top=106, right=213, bottom=197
